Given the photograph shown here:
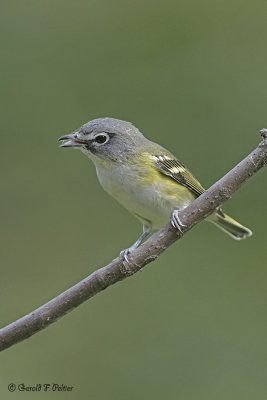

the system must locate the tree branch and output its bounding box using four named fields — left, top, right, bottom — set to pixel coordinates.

left=1, top=130, right=266, bottom=352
